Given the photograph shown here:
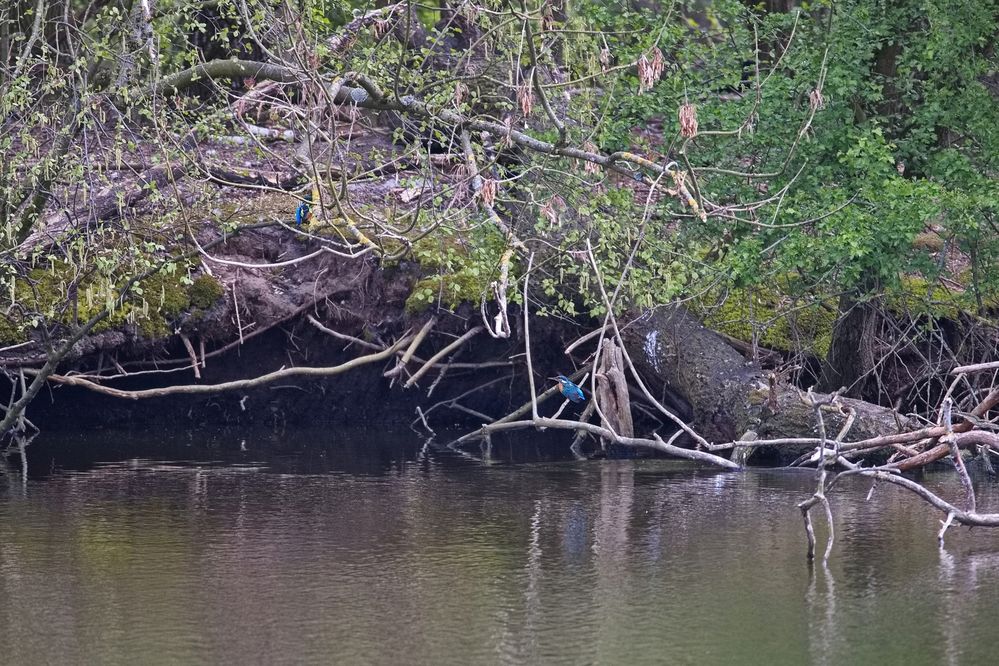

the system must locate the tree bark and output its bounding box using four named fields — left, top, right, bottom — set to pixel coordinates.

left=596, top=340, right=634, bottom=438
left=622, top=304, right=911, bottom=450
left=819, top=294, right=878, bottom=397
